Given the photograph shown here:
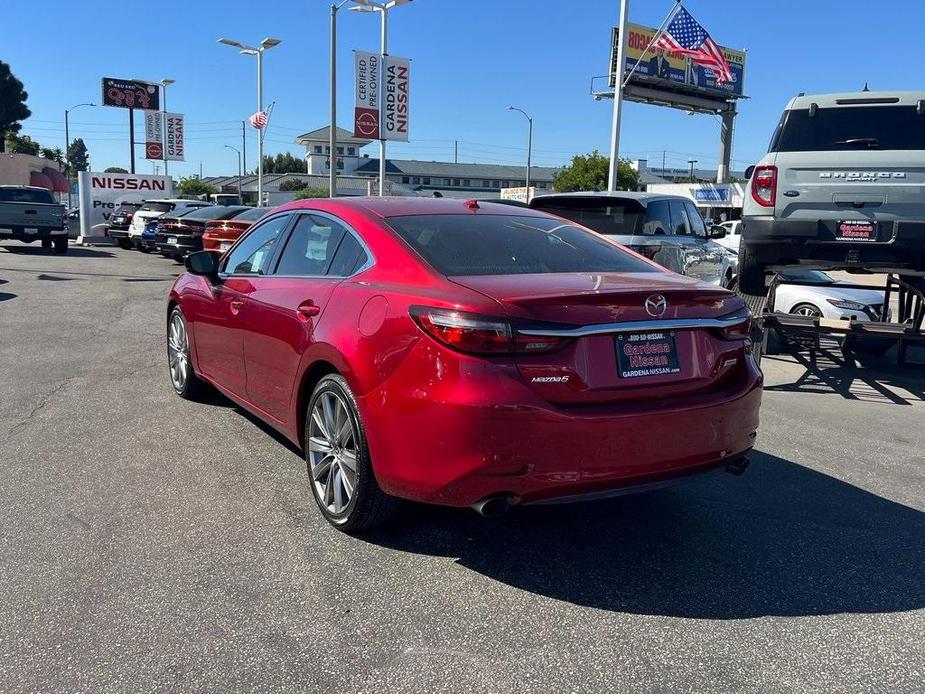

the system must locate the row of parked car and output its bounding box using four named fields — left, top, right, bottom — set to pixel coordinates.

left=106, top=199, right=267, bottom=260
